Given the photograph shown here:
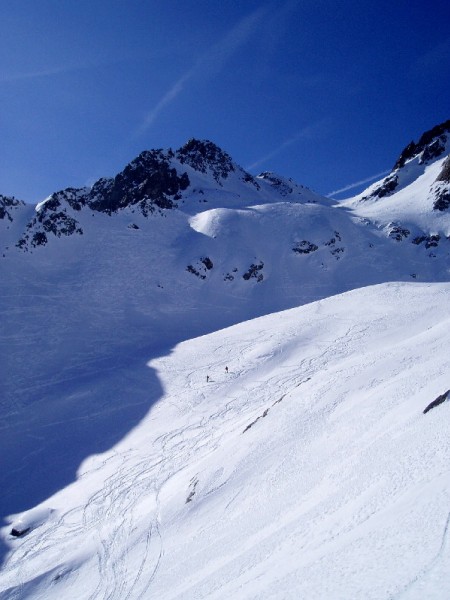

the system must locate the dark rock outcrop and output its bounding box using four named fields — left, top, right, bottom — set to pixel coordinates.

left=293, top=241, right=318, bottom=254
left=10, top=527, right=30, bottom=538
left=243, top=262, right=264, bottom=282
left=88, top=150, right=190, bottom=214
left=324, top=231, right=342, bottom=246
left=201, top=256, right=213, bottom=270
left=433, top=188, right=450, bottom=212
left=432, top=156, right=450, bottom=211
left=423, top=390, right=450, bottom=414
left=412, top=234, right=440, bottom=248
left=36, top=208, right=83, bottom=238
left=186, top=257, right=214, bottom=280
left=15, top=190, right=84, bottom=251
left=387, top=223, right=410, bottom=241
left=436, top=155, right=450, bottom=183
left=176, top=139, right=235, bottom=184
left=0, top=195, right=26, bottom=221
left=44, top=188, right=88, bottom=212
left=259, top=172, right=294, bottom=196
left=393, top=120, right=450, bottom=170
left=362, top=175, right=399, bottom=201
left=420, top=137, right=446, bottom=164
